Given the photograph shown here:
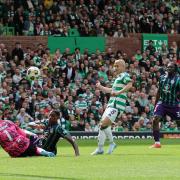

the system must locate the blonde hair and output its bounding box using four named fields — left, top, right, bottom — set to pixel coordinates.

left=116, top=59, right=126, bottom=68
